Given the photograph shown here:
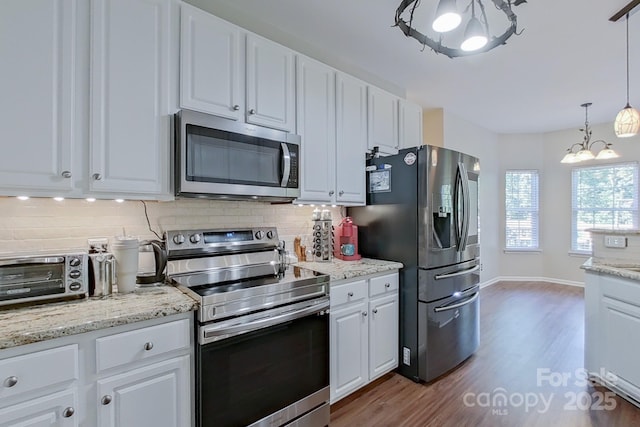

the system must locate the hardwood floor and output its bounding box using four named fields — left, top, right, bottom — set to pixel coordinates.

left=329, top=281, right=640, bottom=427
